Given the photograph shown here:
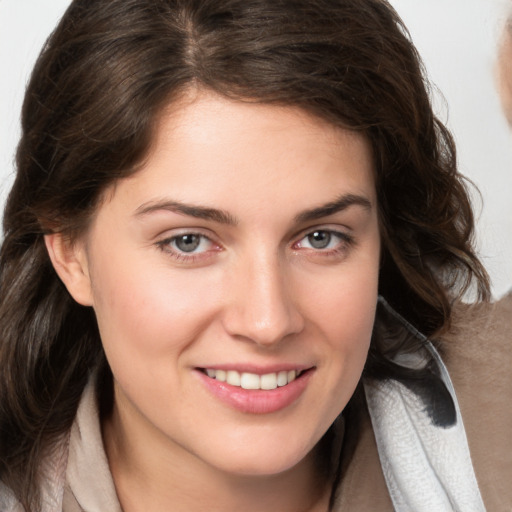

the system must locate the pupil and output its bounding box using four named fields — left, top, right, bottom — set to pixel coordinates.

left=308, top=231, right=331, bottom=249
left=176, top=235, right=200, bottom=252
